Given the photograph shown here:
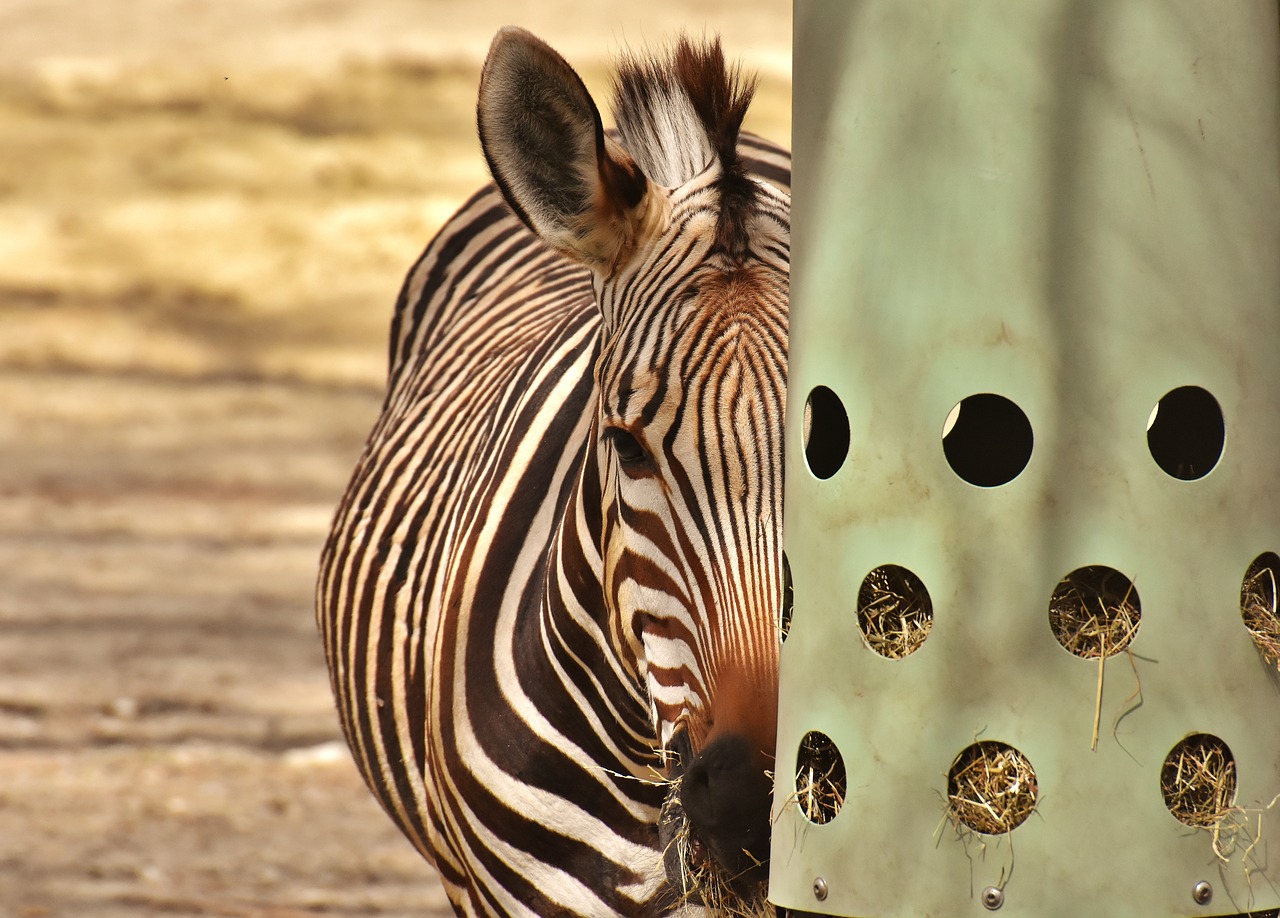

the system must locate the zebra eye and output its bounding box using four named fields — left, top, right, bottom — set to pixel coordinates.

left=604, top=427, right=653, bottom=471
